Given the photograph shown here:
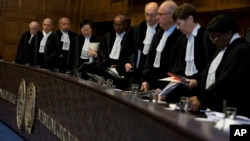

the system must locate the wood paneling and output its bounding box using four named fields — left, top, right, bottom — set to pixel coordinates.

left=0, top=0, right=250, bottom=62
left=191, top=0, right=215, bottom=12
left=4, top=20, right=20, bottom=43
left=215, top=0, right=249, bottom=10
